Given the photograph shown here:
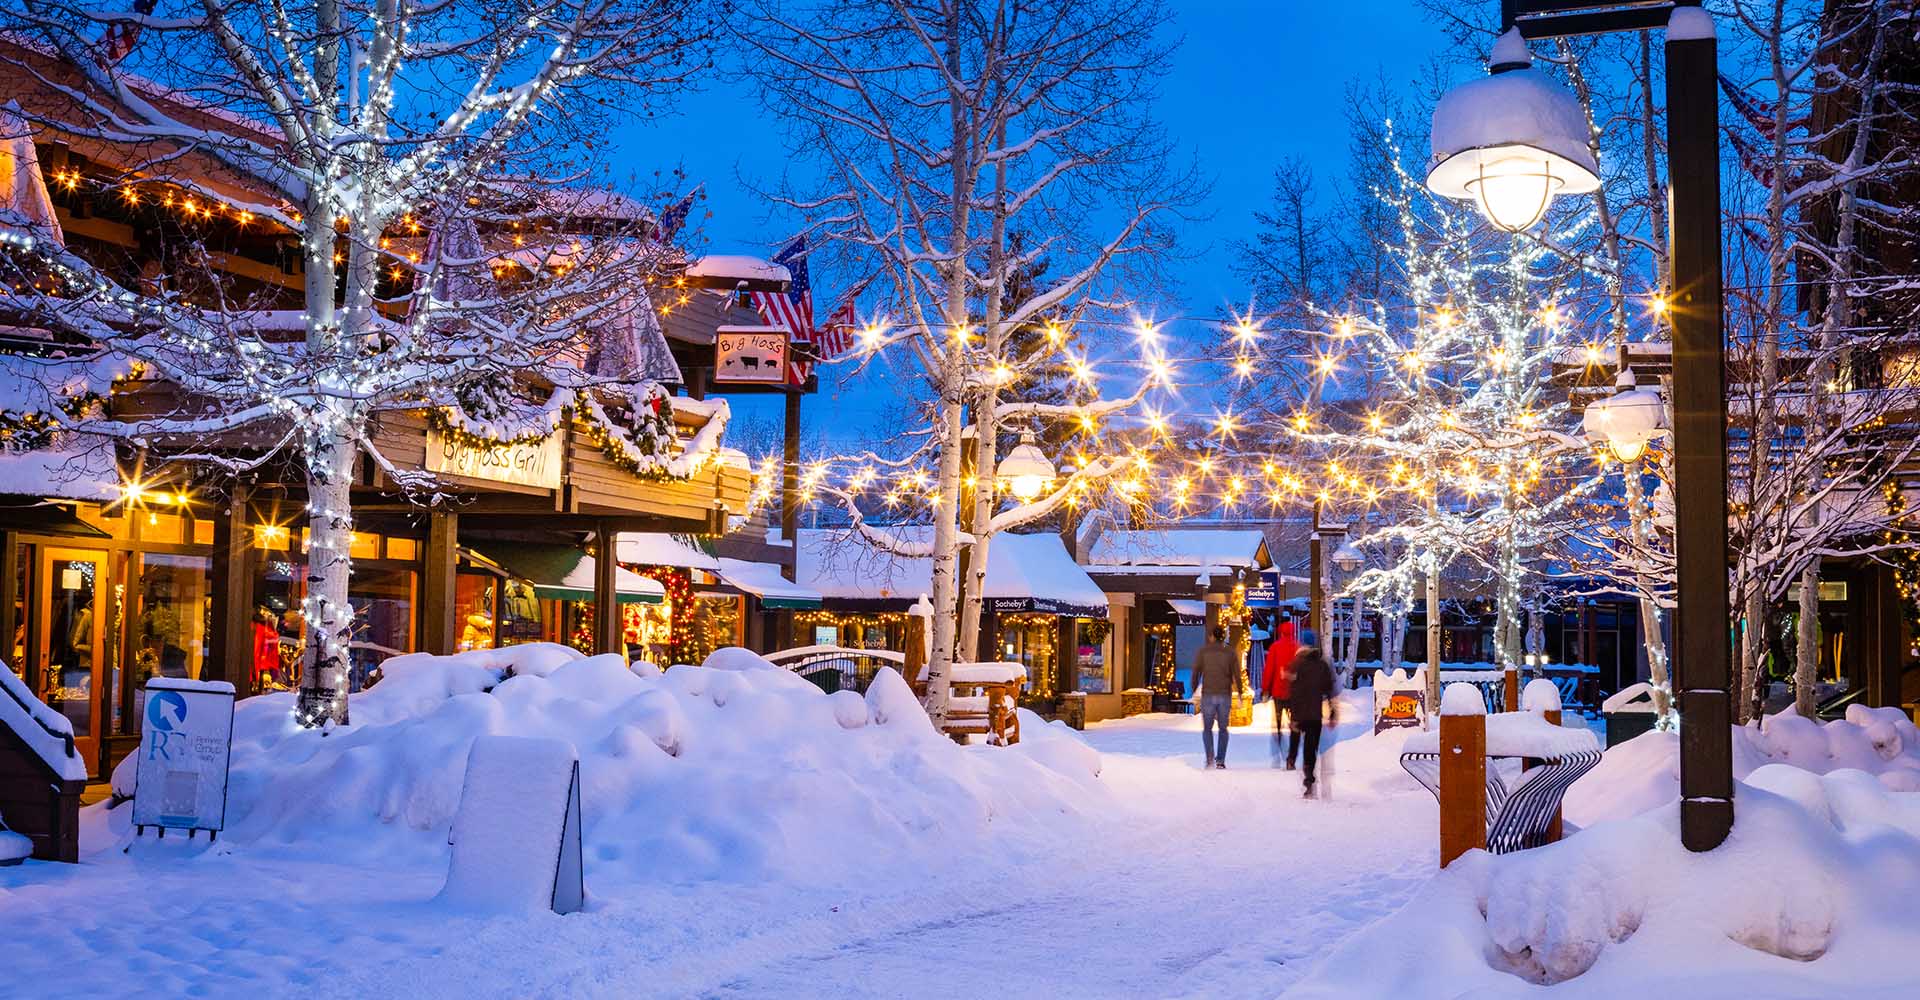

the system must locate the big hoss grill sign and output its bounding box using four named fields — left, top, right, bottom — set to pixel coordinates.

left=714, top=328, right=790, bottom=384
left=427, top=425, right=563, bottom=489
